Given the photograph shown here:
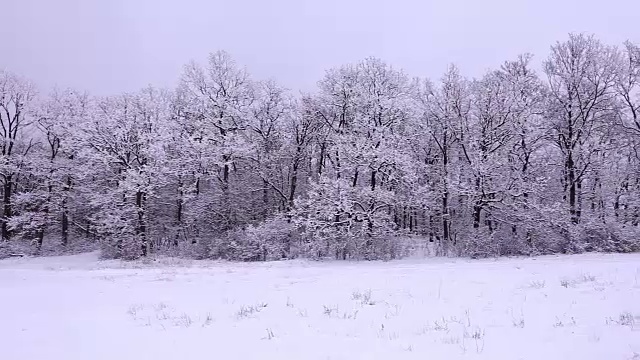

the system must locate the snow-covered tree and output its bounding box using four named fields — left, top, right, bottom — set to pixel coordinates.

left=544, top=34, right=620, bottom=226
left=79, top=88, right=171, bottom=258
left=2, top=33, right=639, bottom=259
left=0, top=71, right=36, bottom=242
left=9, top=88, right=89, bottom=249
left=294, top=58, right=419, bottom=259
